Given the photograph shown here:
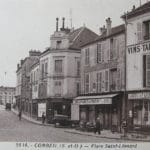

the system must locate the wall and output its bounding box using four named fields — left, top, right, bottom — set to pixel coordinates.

left=126, top=12, right=150, bottom=90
